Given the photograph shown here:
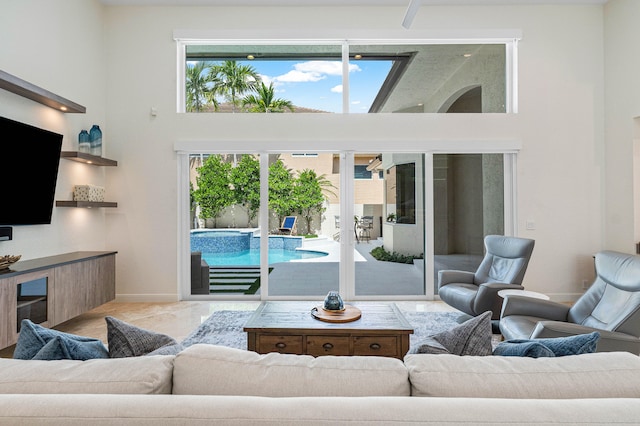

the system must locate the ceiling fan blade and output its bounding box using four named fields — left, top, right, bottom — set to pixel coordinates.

left=402, top=0, right=422, bottom=29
